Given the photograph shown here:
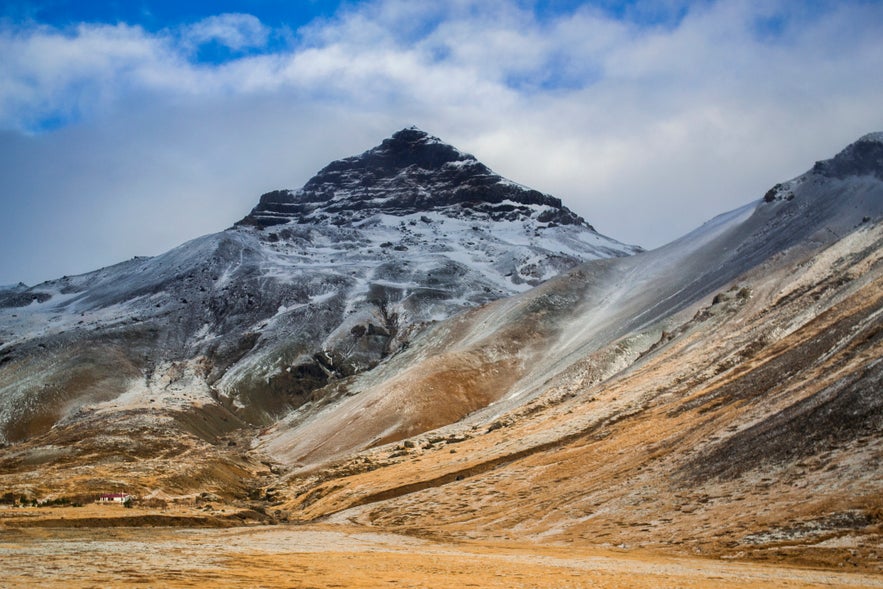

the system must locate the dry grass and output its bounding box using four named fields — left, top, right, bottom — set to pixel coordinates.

left=1, top=523, right=880, bottom=588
